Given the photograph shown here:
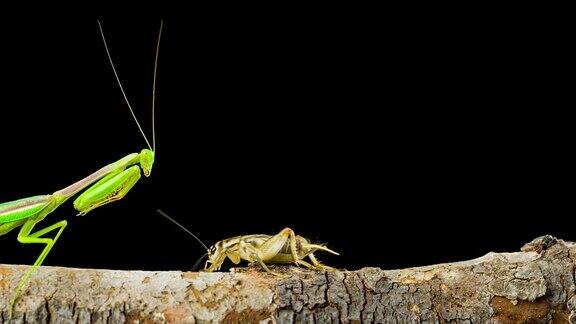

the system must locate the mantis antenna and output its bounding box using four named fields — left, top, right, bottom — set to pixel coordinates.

left=157, top=209, right=210, bottom=250
left=97, top=20, right=153, bottom=151
left=152, top=21, right=163, bottom=152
